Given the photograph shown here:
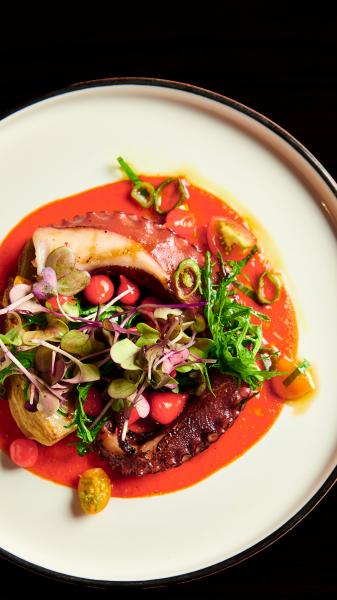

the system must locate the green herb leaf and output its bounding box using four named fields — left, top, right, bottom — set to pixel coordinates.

left=107, top=378, right=137, bottom=399
left=22, top=317, right=69, bottom=345
left=61, top=330, right=92, bottom=357
left=62, top=301, right=80, bottom=318
left=57, top=269, right=91, bottom=296
left=23, top=313, right=48, bottom=328
left=0, top=350, right=35, bottom=385
left=153, top=307, right=182, bottom=320
left=135, top=323, right=160, bottom=348
left=68, top=383, right=110, bottom=456
left=45, top=246, right=76, bottom=278
left=110, top=338, right=140, bottom=370
left=63, top=360, right=100, bottom=384
left=111, top=398, right=126, bottom=412
left=0, top=328, right=22, bottom=346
